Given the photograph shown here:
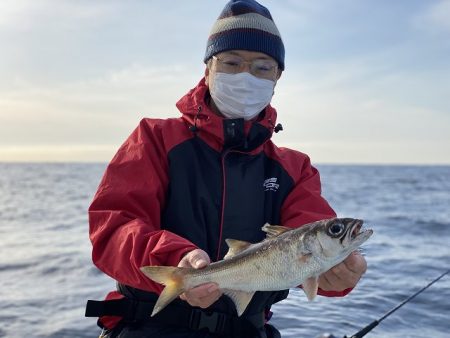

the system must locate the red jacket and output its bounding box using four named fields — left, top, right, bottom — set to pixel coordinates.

left=89, top=78, right=347, bottom=328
